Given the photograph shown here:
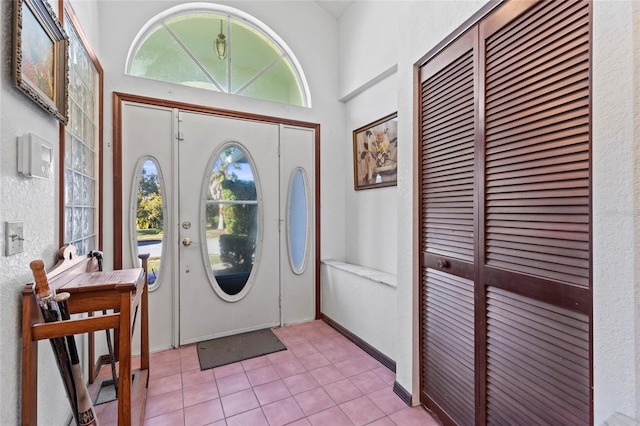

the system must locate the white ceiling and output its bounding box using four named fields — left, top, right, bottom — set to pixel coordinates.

left=315, top=0, right=355, bottom=20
